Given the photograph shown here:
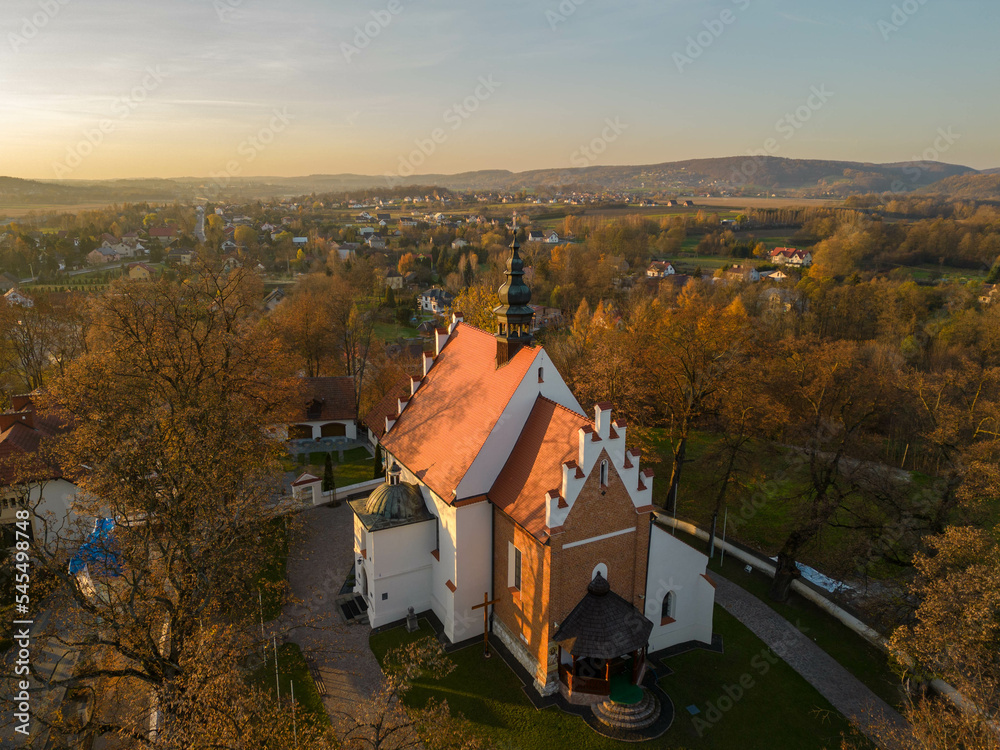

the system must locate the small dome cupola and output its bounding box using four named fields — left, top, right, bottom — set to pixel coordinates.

left=364, top=464, right=424, bottom=521
left=494, top=229, right=535, bottom=367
